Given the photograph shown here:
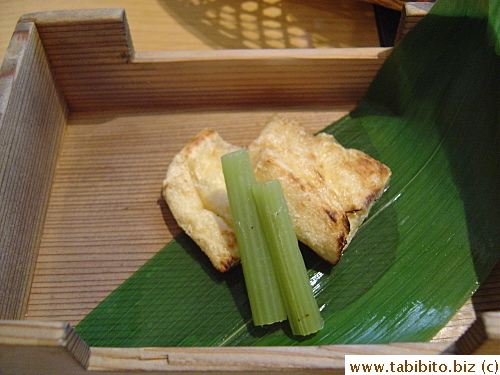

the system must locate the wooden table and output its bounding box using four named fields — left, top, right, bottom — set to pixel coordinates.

left=0, top=0, right=381, bottom=63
